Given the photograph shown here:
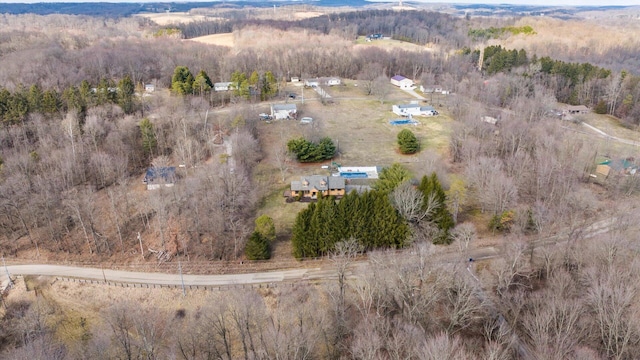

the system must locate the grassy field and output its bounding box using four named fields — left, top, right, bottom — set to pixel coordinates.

left=254, top=82, right=455, bottom=248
